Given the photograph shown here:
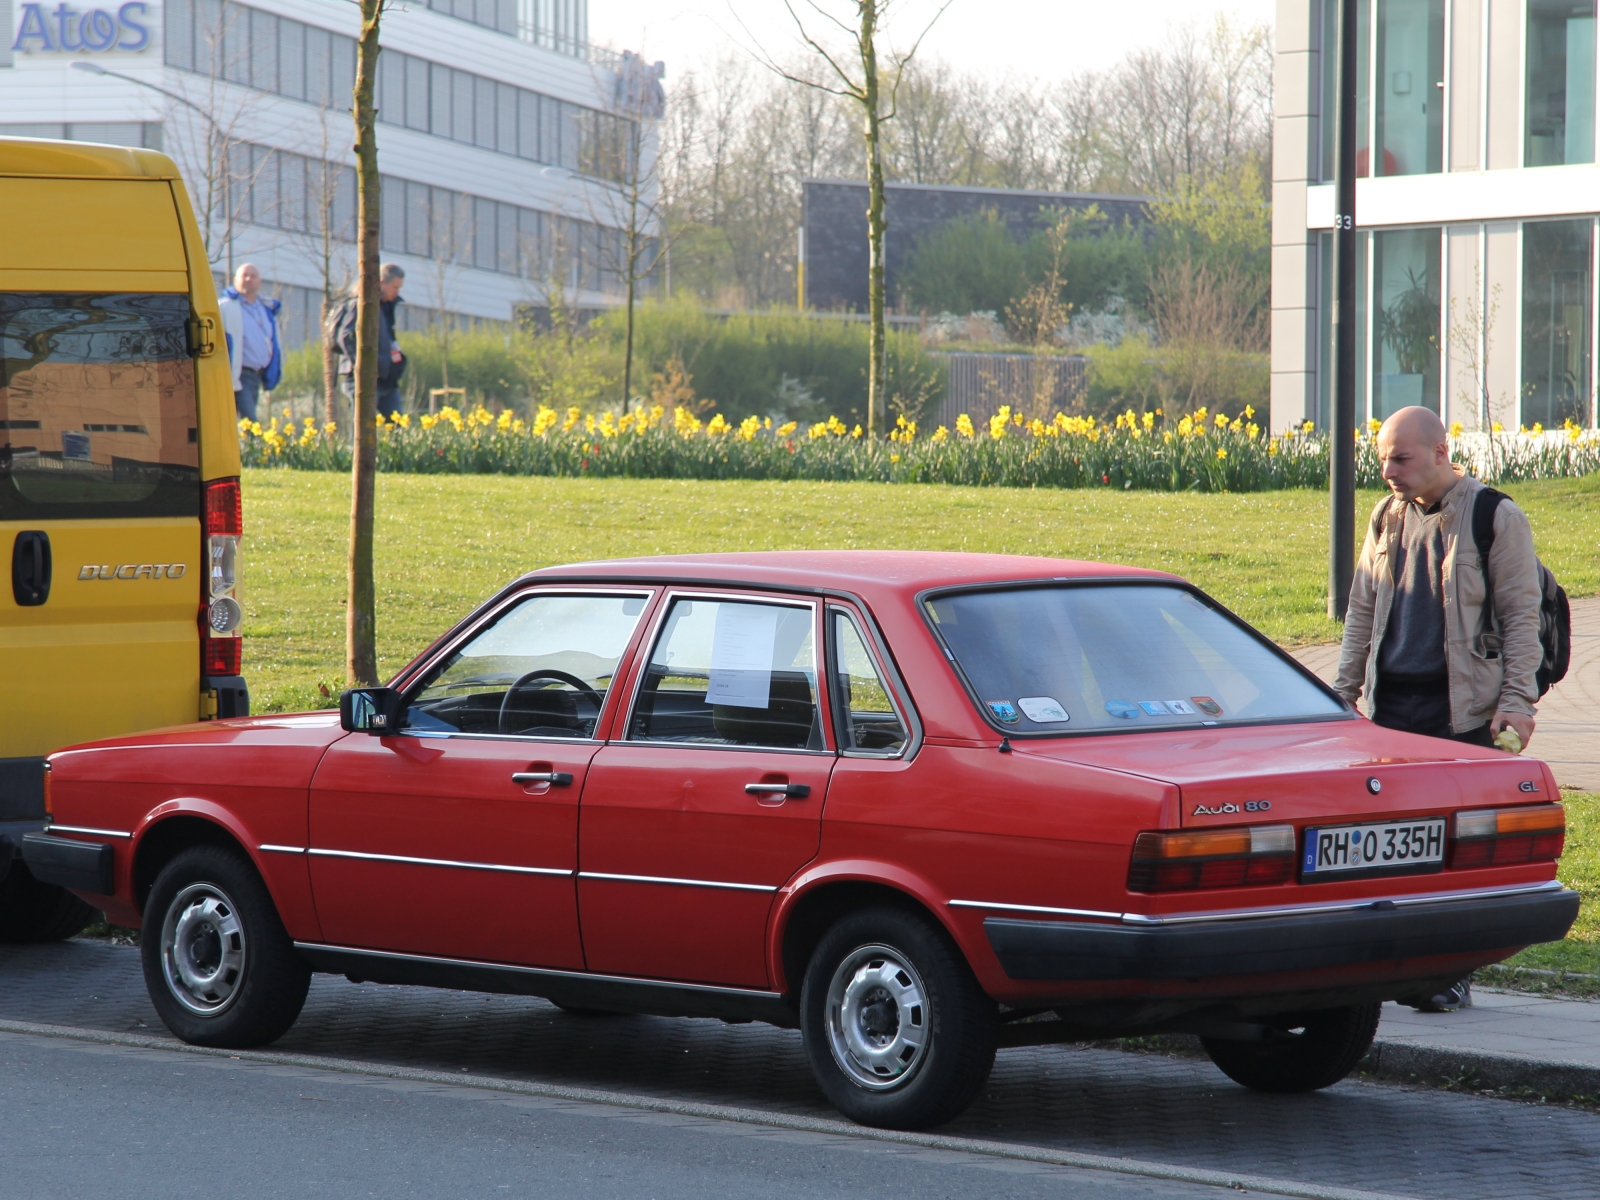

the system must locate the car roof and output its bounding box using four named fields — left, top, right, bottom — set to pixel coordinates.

left=520, top=551, right=1179, bottom=603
